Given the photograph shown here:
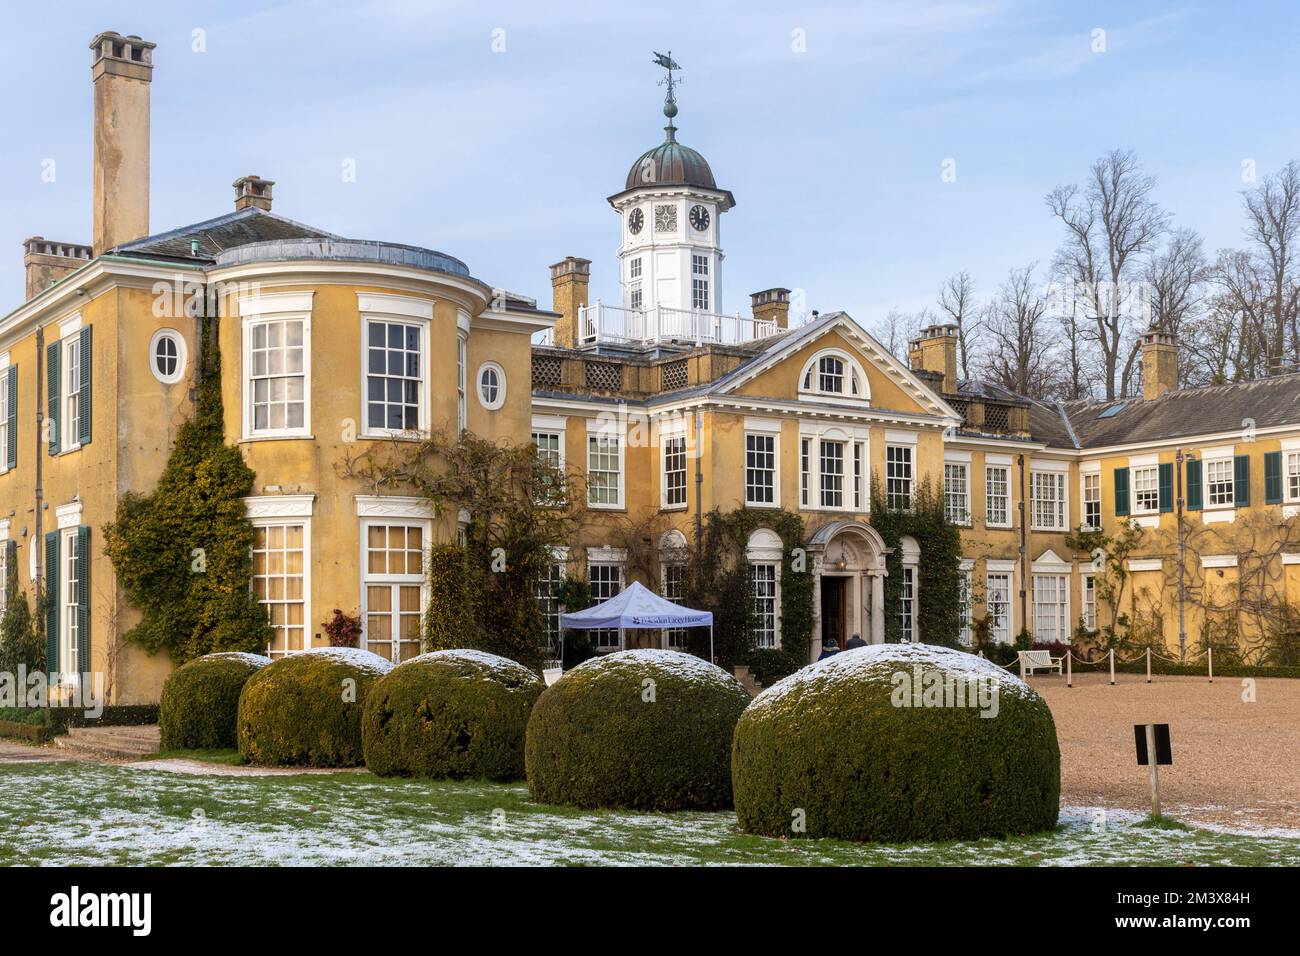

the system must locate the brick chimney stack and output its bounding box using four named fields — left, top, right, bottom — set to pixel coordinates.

left=751, top=288, right=791, bottom=330
left=23, top=238, right=92, bottom=300
left=1140, top=326, right=1178, bottom=400
left=234, top=175, right=275, bottom=212
left=909, top=323, right=959, bottom=394
left=549, top=257, right=591, bottom=349
left=91, top=31, right=156, bottom=255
